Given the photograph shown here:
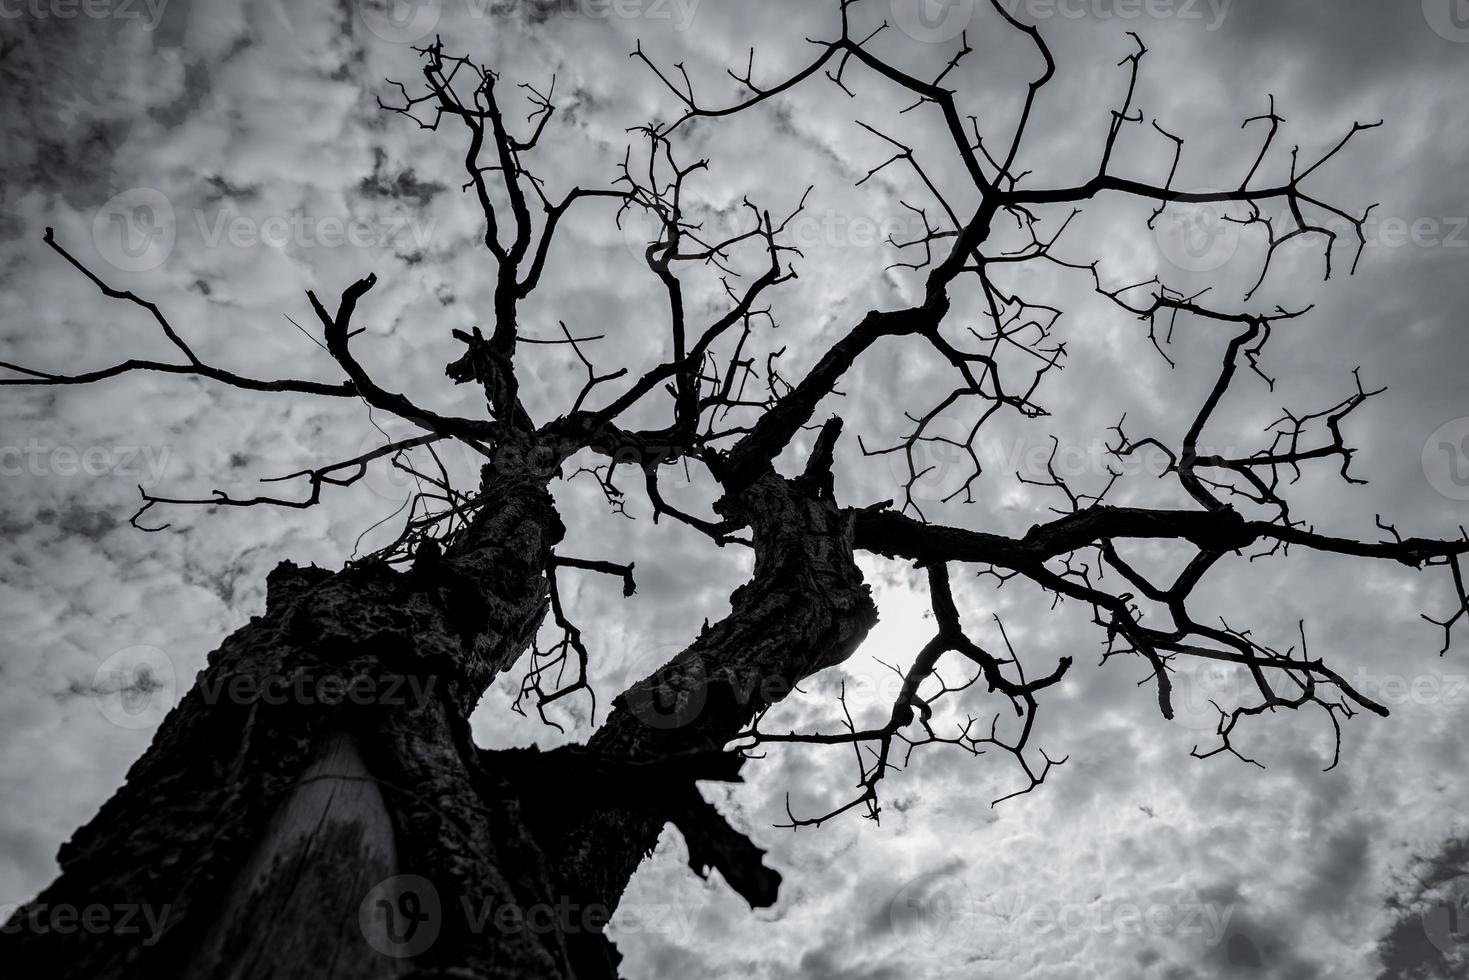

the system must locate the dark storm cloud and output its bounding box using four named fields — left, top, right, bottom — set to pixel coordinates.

left=1376, top=834, right=1469, bottom=980
left=358, top=147, right=448, bottom=207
